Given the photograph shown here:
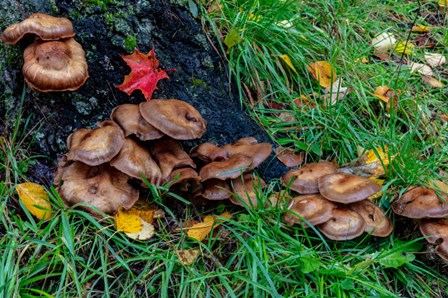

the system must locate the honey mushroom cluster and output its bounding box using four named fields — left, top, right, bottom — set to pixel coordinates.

left=282, top=161, right=393, bottom=240
left=0, top=13, right=88, bottom=92
left=54, top=99, right=273, bottom=214
left=392, top=186, right=448, bottom=263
